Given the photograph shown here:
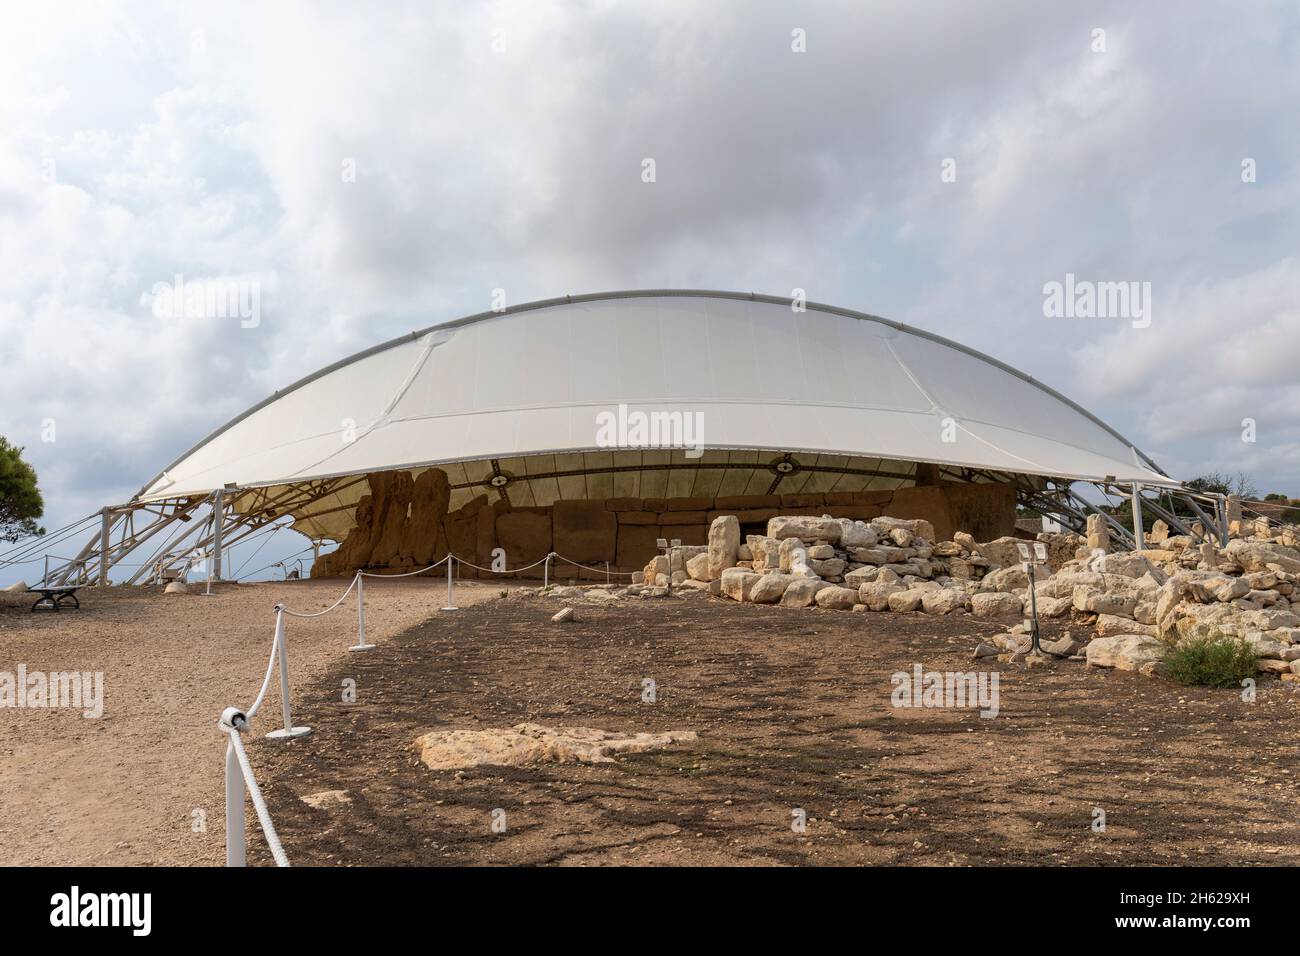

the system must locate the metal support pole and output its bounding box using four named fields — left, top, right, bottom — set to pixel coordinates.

left=224, top=735, right=246, bottom=866
left=98, top=508, right=111, bottom=586
left=442, top=556, right=458, bottom=611
left=1025, top=561, right=1042, bottom=654
left=1130, top=482, right=1145, bottom=551
left=266, top=606, right=310, bottom=740
left=1216, top=494, right=1230, bottom=547
left=211, top=489, right=225, bottom=582
left=350, top=572, right=374, bottom=651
